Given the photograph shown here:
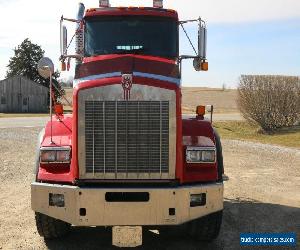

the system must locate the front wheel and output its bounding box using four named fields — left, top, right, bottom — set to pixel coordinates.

left=187, top=210, right=223, bottom=241
left=35, top=212, right=71, bottom=239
